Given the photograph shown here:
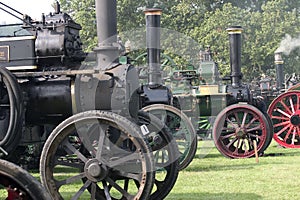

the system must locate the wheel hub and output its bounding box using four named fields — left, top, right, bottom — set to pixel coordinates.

left=236, top=128, right=246, bottom=138
left=290, top=115, right=300, bottom=126
left=85, top=159, right=108, bottom=182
